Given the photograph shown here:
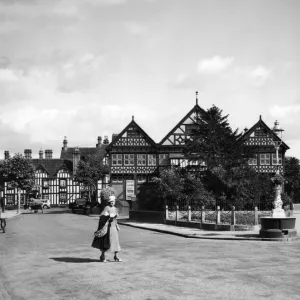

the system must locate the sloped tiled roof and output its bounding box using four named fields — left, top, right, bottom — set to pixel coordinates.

left=106, top=119, right=157, bottom=150
left=31, top=159, right=73, bottom=177
left=241, top=116, right=290, bottom=150
left=60, top=145, right=108, bottom=160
